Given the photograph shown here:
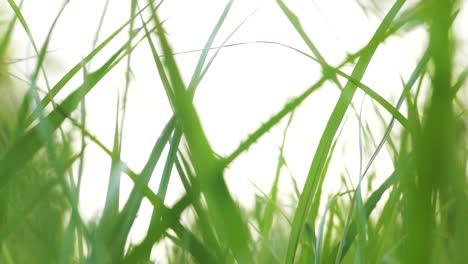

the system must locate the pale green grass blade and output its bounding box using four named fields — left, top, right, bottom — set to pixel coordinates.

left=0, top=46, right=125, bottom=189
left=315, top=193, right=345, bottom=264
left=170, top=222, right=219, bottom=264
left=0, top=1, right=21, bottom=59
left=106, top=117, right=176, bottom=261
left=101, top=96, right=122, bottom=222
left=285, top=1, right=405, bottom=262
left=24, top=2, right=157, bottom=126
left=149, top=5, right=254, bottom=262
left=275, top=0, right=328, bottom=68
left=332, top=156, right=411, bottom=261
left=187, top=0, right=233, bottom=96
left=261, top=112, right=294, bottom=238
left=118, top=0, right=138, bottom=167
left=137, top=3, right=244, bottom=261
left=360, top=48, right=430, bottom=179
